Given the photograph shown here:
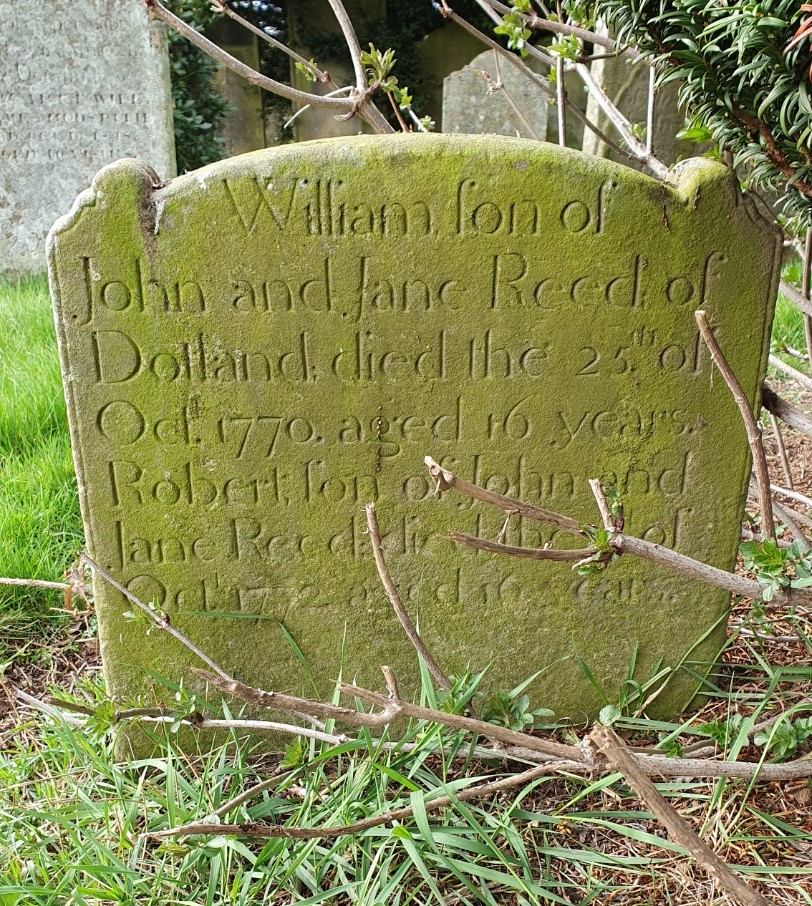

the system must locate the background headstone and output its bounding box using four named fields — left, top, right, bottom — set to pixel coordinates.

left=582, top=30, right=700, bottom=167
left=0, top=0, right=175, bottom=276
left=207, top=18, right=266, bottom=157
left=443, top=50, right=548, bottom=141
left=287, top=0, right=386, bottom=142
left=49, top=135, right=779, bottom=723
